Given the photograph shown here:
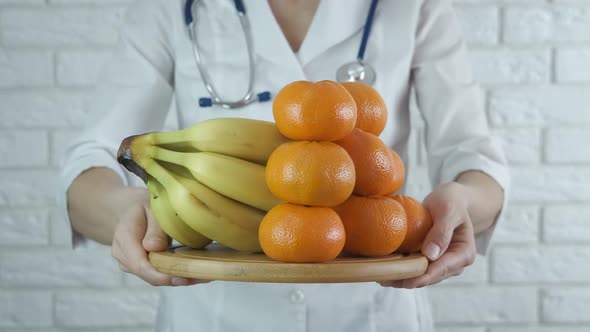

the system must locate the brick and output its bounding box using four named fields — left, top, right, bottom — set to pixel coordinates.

left=494, top=128, right=540, bottom=165
left=0, top=50, right=53, bottom=87
left=511, top=167, right=590, bottom=202
left=469, top=49, right=549, bottom=84
left=50, top=0, right=134, bottom=4
left=491, top=328, right=590, bottom=332
left=543, top=288, right=590, bottom=323
left=492, top=246, right=590, bottom=282
left=2, top=330, right=152, bottom=332
left=455, top=0, right=544, bottom=3
left=546, top=128, right=590, bottom=163
left=489, top=87, right=590, bottom=127
left=0, top=292, right=52, bottom=327
left=0, top=209, right=49, bottom=245
left=51, top=129, right=81, bottom=167
left=544, top=205, right=590, bottom=243
left=439, top=255, right=487, bottom=285
left=454, top=6, right=498, bottom=45
left=0, top=91, right=88, bottom=129
left=437, top=328, right=485, bottom=332
left=494, top=205, right=539, bottom=243
left=0, top=0, right=44, bottom=4
left=50, top=209, right=72, bottom=246
left=0, top=170, right=57, bottom=205
left=556, top=49, right=590, bottom=83
left=55, top=290, right=159, bottom=327
left=57, top=50, right=111, bottom=86
left=1, top=7, right=127, bottom=46
left=0, top=131, right=49, bottom=167
left=0, top=248, right=121, bottom=287
left=430, top=286, right=537, bottom=323
left=0, top=170, right=58, bottom=206
left=505, top=7, right=590, bottom=43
